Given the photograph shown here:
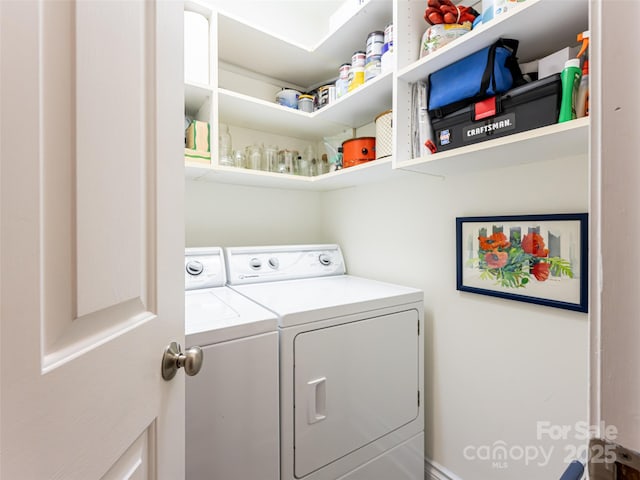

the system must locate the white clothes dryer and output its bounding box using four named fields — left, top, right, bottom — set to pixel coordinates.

left=184, top=247, right=279, bottom=480
left=225, top=245, right=425, bottom=480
